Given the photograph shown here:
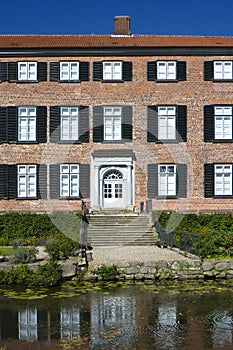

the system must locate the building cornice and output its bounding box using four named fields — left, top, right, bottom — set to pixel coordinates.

left=1, top=46, right=233, bottom=57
